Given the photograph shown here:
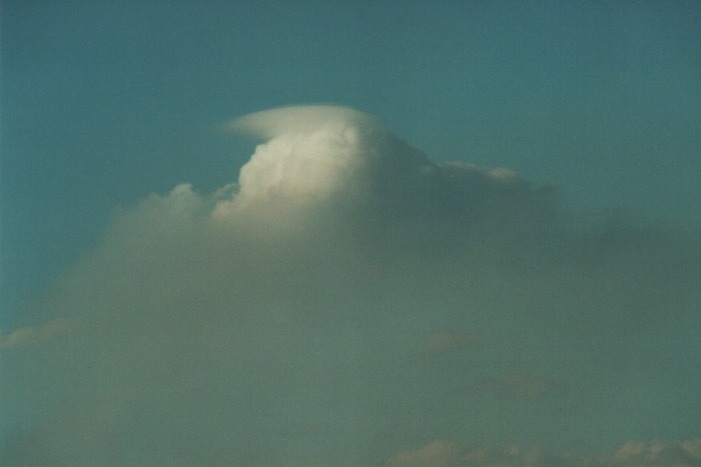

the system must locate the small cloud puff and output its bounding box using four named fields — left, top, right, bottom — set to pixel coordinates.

left=0, top=319, right=71, bottom=350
